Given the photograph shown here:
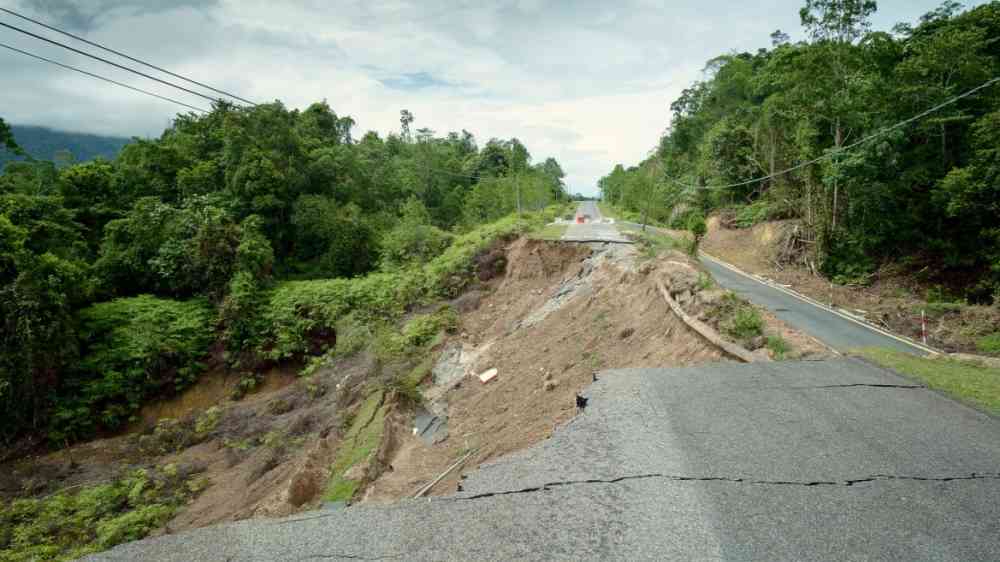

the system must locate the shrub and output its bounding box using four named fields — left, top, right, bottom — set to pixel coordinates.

left=0, top=466, right=201, bottom=561
left=766, top=335, right=790, bottom=359
left=379, top=197, right=455, bottom=271
left=402, top=308, right=458, bottom=348
left=724, top=305, right=764, bottom=341
left=193, top=406, right=222, bottom=439
left=49, top=295, right=213, bottom=443
left=687, top=212, right=707, bottom=255
left=976, top=333, right=1000, bottom=355
left=379, top=222, right=453, bottom=271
